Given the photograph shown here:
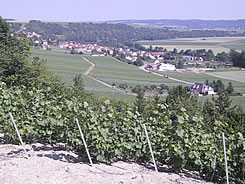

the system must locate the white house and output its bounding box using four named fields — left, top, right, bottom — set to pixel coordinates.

left=190, top=83, right=216, bottom=95
left=158, top=63, right=176, bottom=71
